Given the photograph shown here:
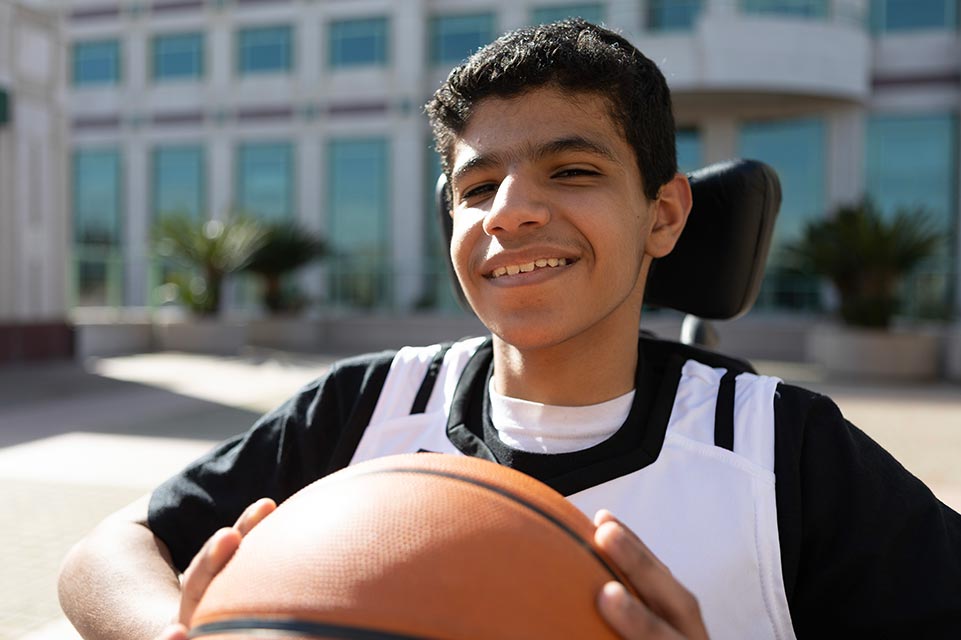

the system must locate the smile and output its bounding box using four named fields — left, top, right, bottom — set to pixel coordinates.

left=488, top=258, right=570, bottom=279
